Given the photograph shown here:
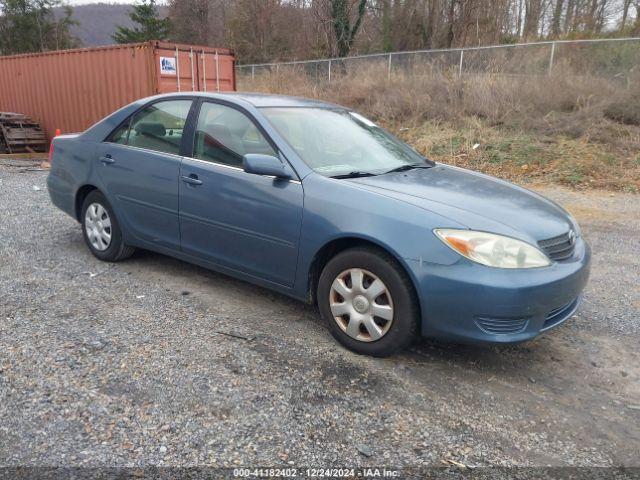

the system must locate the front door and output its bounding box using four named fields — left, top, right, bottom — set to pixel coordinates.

left=96, top=99, right=193, bottom=250
left=178, top=101, right=303, bottom=287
